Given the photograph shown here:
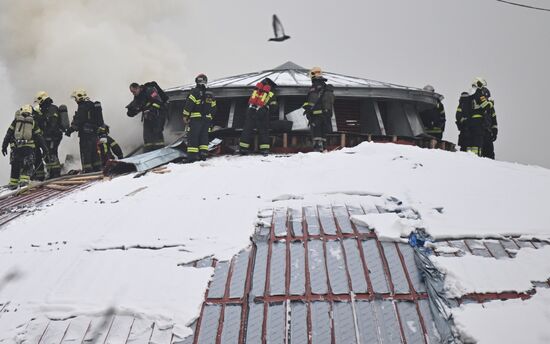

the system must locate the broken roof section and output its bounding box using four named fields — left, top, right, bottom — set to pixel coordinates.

left=185, top=203, right=448, bottom=344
